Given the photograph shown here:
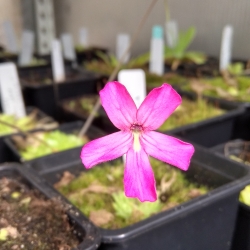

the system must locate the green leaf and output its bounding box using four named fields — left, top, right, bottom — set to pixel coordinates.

left=227, top=62, right=244, bottom=76
left=165, top=26, right=196, bottom=59
left=128, top=52, right=150, bottom=67
left=184, top=51, right=206, bottom=64
left=95, top=51, right=113, bottom=66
